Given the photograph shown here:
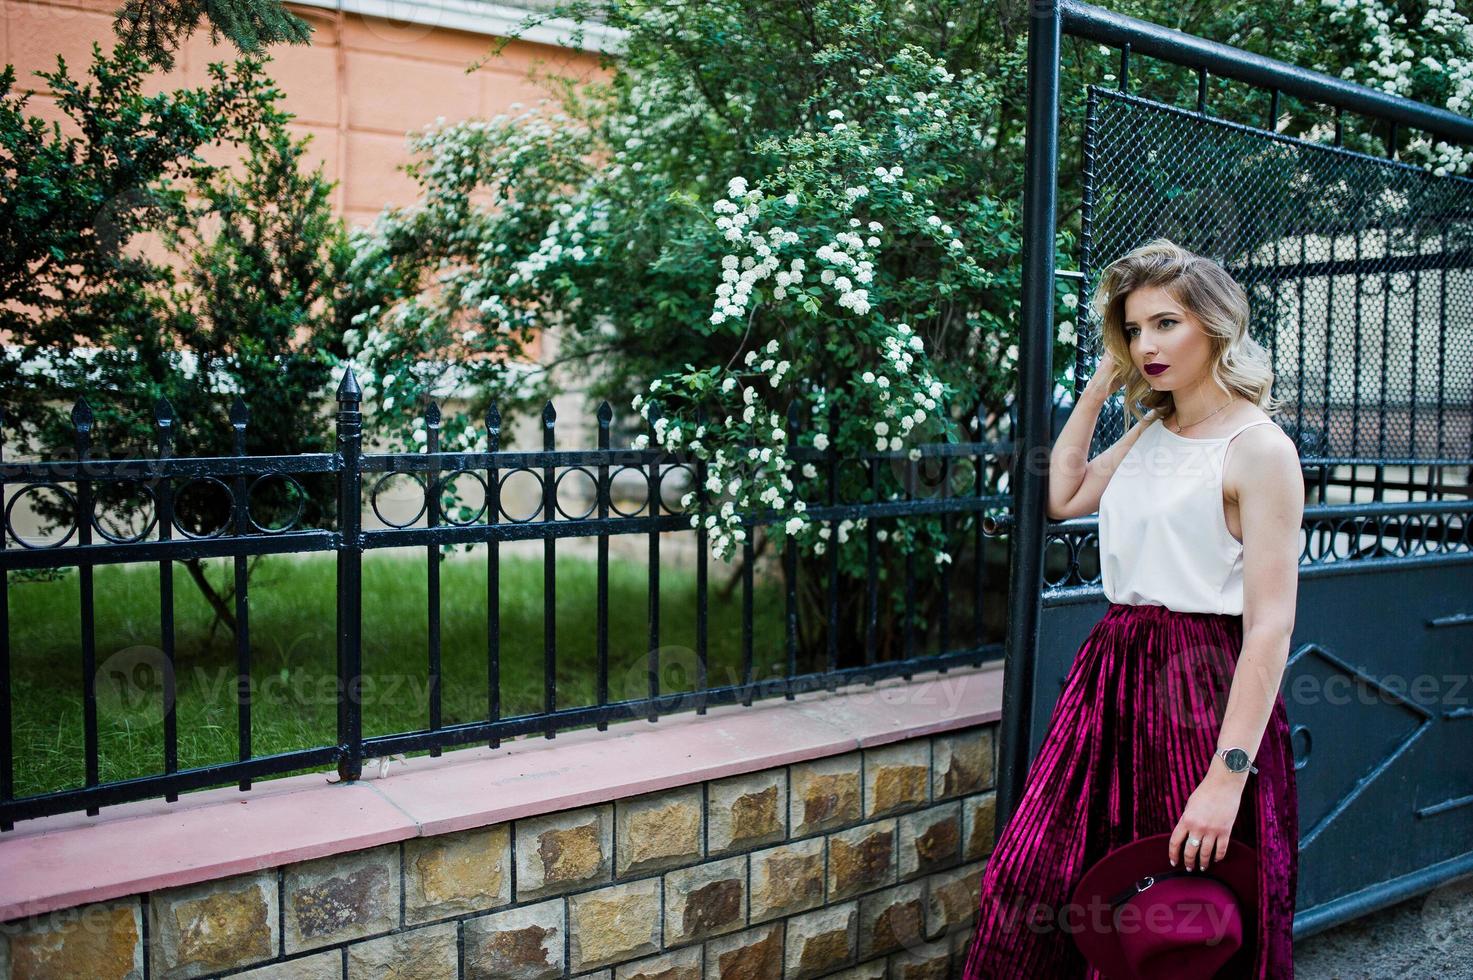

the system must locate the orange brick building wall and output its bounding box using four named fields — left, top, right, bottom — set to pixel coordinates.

left=5, top=0, right=607, bottom=227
